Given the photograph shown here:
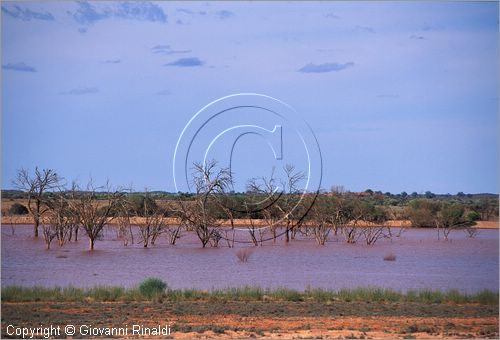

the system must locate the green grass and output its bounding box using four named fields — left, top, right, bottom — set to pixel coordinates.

left=1, top=284, right=498, bottom=305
